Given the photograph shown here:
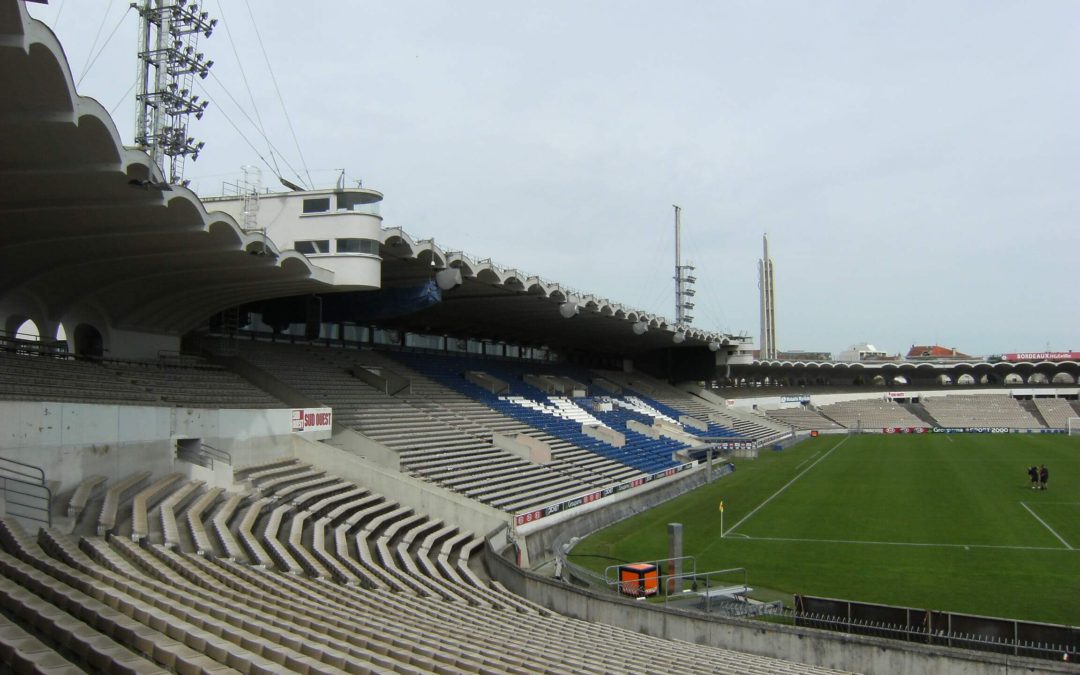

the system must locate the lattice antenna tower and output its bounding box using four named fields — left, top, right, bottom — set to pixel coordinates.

left=673, top=205, right=697, bottom=329
left=240, top=165, right=261, bottom=231
left=241, top=165, right=267, bottom=252
left=134, top=0, right=216, bottom=186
